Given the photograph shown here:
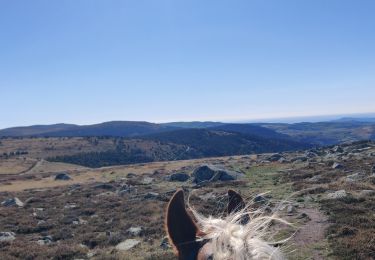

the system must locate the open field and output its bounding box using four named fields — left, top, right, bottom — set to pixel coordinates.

left=0, top=140, right=374, bottom=259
